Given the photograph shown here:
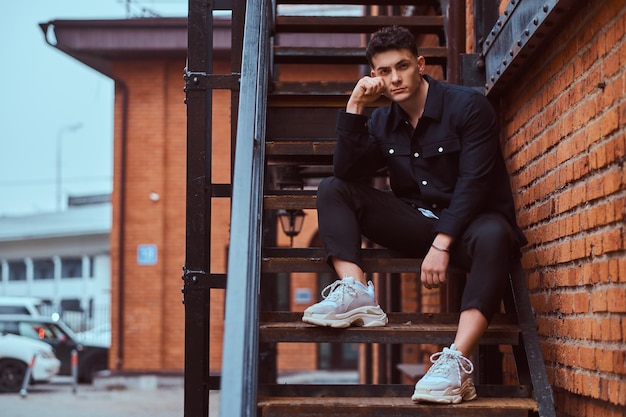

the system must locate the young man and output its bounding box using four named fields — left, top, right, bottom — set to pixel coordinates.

left=301, top=26, right=527, bottom=404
